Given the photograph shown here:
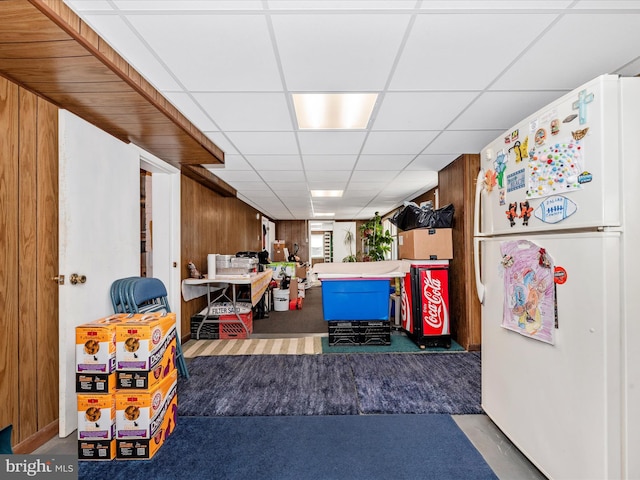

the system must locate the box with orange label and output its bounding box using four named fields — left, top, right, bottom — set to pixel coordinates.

left=115, top=312, right=177, bottom=389
left=76, top=314, right=129, bottom=374
left=77, top=393, right=116, bottom=441
left=115, top=370, right=178, bottom=460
